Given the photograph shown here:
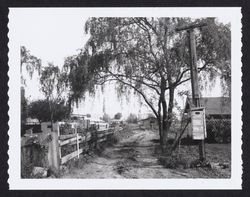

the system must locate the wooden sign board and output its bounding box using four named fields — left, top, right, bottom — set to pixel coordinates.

left=190, top=107, right=207, bottom=140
